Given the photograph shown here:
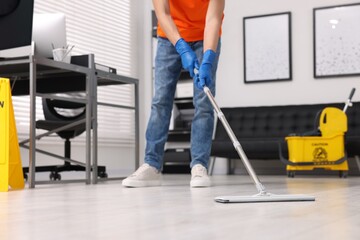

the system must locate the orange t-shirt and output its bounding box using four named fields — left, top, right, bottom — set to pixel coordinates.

left=157, top=0, right=223, bottom=42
